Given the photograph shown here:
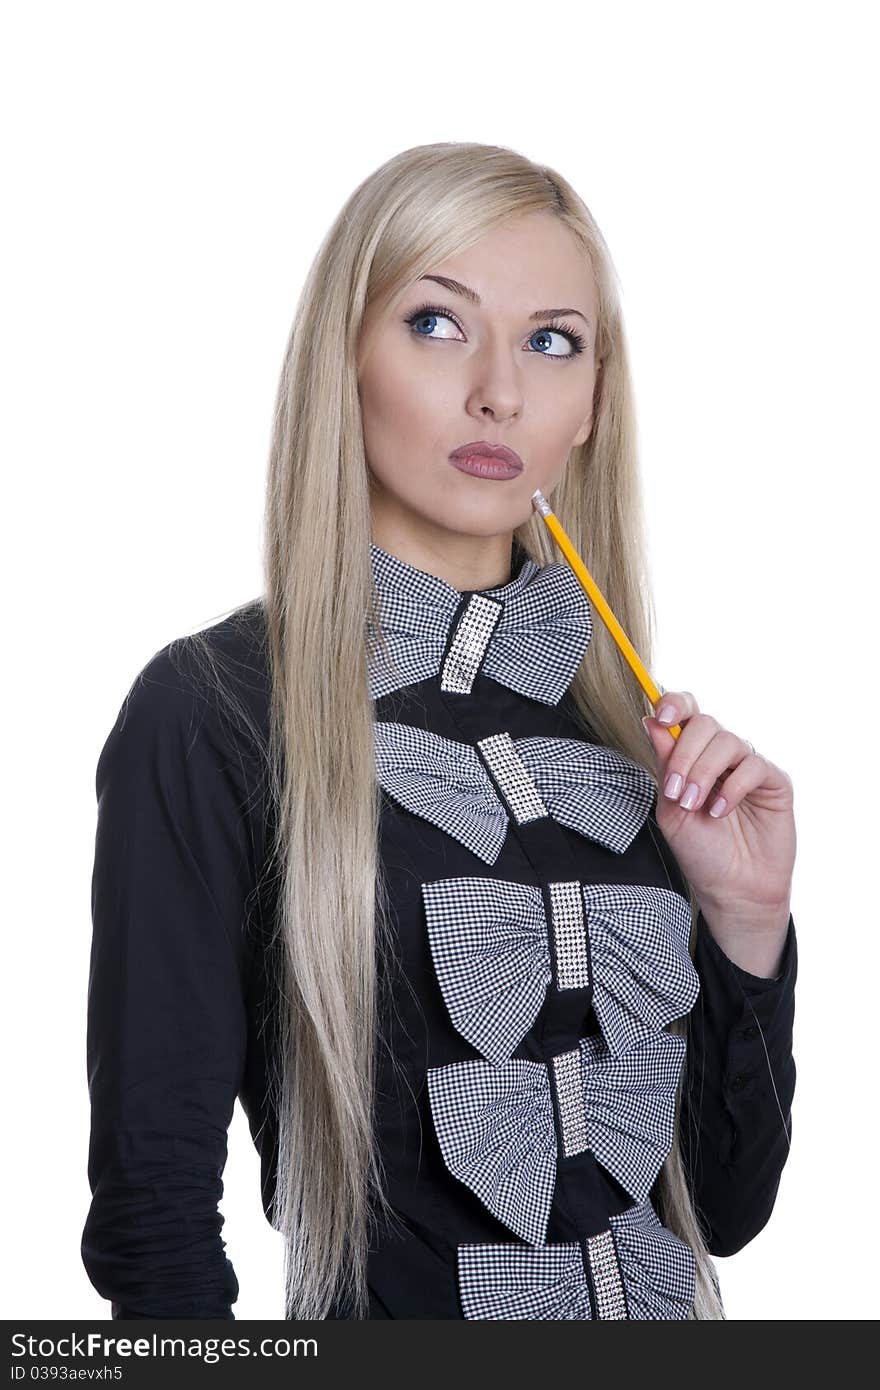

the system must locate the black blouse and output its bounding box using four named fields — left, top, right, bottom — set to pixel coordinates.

left=81, top=541, right=797, bottom=1320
